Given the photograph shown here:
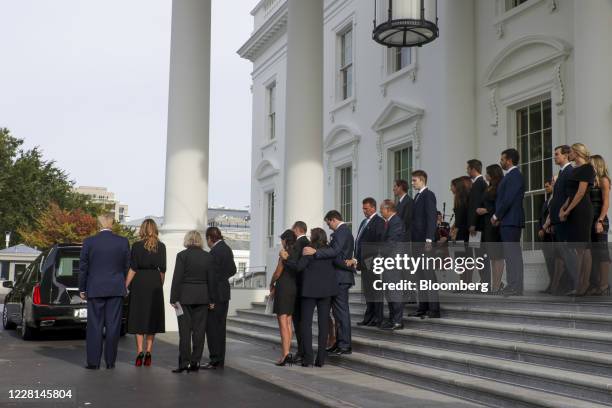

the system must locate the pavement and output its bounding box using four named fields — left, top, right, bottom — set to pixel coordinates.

left=0, top=306, right=320, bottom=408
